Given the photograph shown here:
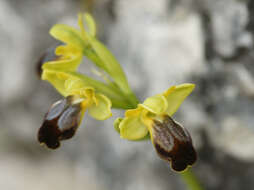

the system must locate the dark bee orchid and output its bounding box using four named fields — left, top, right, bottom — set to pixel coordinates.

left=152, top=115, right=196, bottom=172
left=37, top=12, right=202, bottom=189
left=38, top=84, right=112, bottom=149
left=114, top=84, right=197, bottom=171
left=38, top=96, right=83, bottom=149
